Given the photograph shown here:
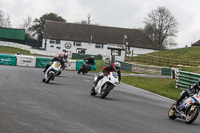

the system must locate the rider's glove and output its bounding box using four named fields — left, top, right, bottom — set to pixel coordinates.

left=104, top=73, right=108, bottom=76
